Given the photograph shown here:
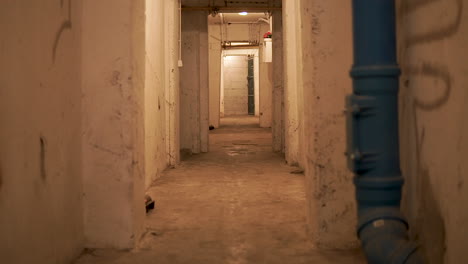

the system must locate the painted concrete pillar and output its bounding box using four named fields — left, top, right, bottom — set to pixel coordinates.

left=81, top=0, right=146, bottom=248
left=300, top=0, right=359, bottom=248
left=164, top=0, right=181, bottom=166
left=180, top=11, right=209, bottom=154
left=272, top=10, right=285, bottom=153
left=283, top=0, right=304, bottom=167
left=145, top=0, right=167, bottom=188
